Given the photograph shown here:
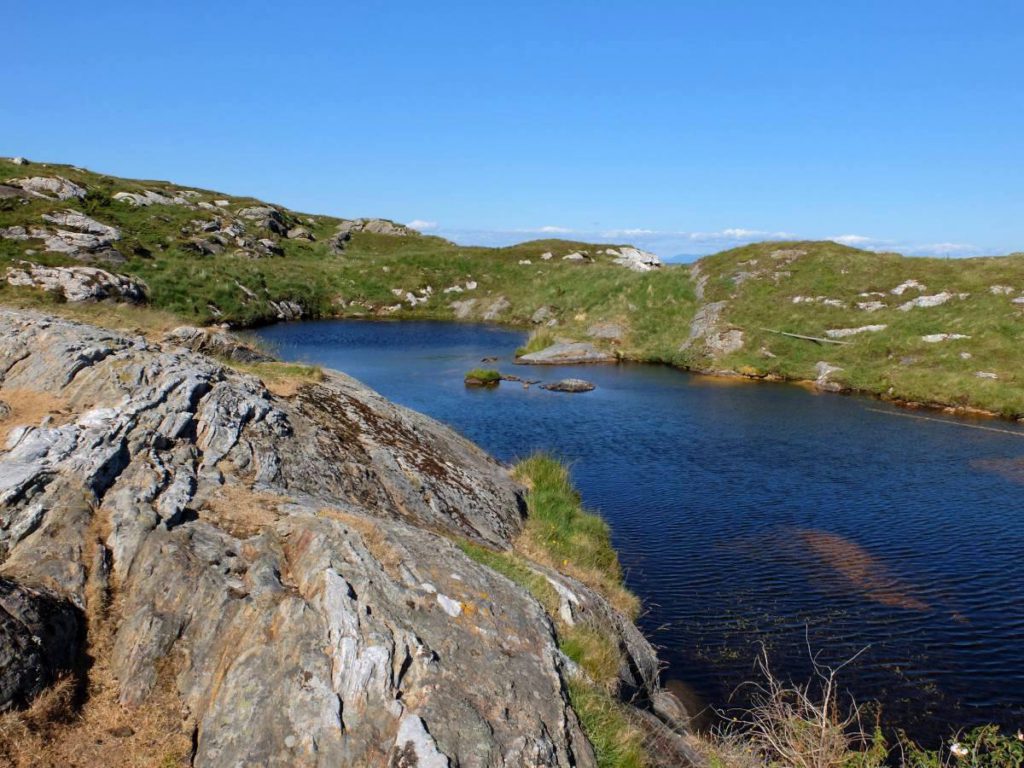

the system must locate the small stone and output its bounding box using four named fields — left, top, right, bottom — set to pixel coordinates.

left=108, top=726, right=135, bottom=738
left=436, top=594, right=462, bottom=617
